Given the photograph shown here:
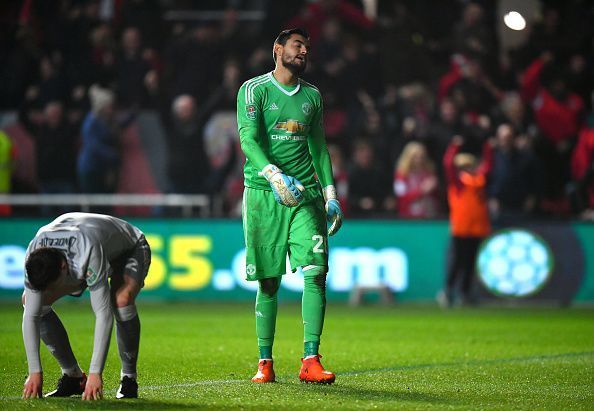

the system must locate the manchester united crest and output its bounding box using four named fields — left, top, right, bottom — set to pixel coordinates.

left=302, top=102, right=313, bottom=115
